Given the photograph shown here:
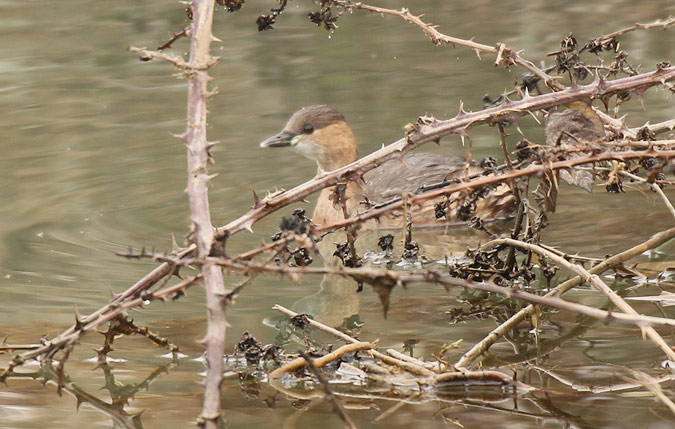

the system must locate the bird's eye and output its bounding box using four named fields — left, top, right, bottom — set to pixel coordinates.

left=302, top=123, right=314, bottom=134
